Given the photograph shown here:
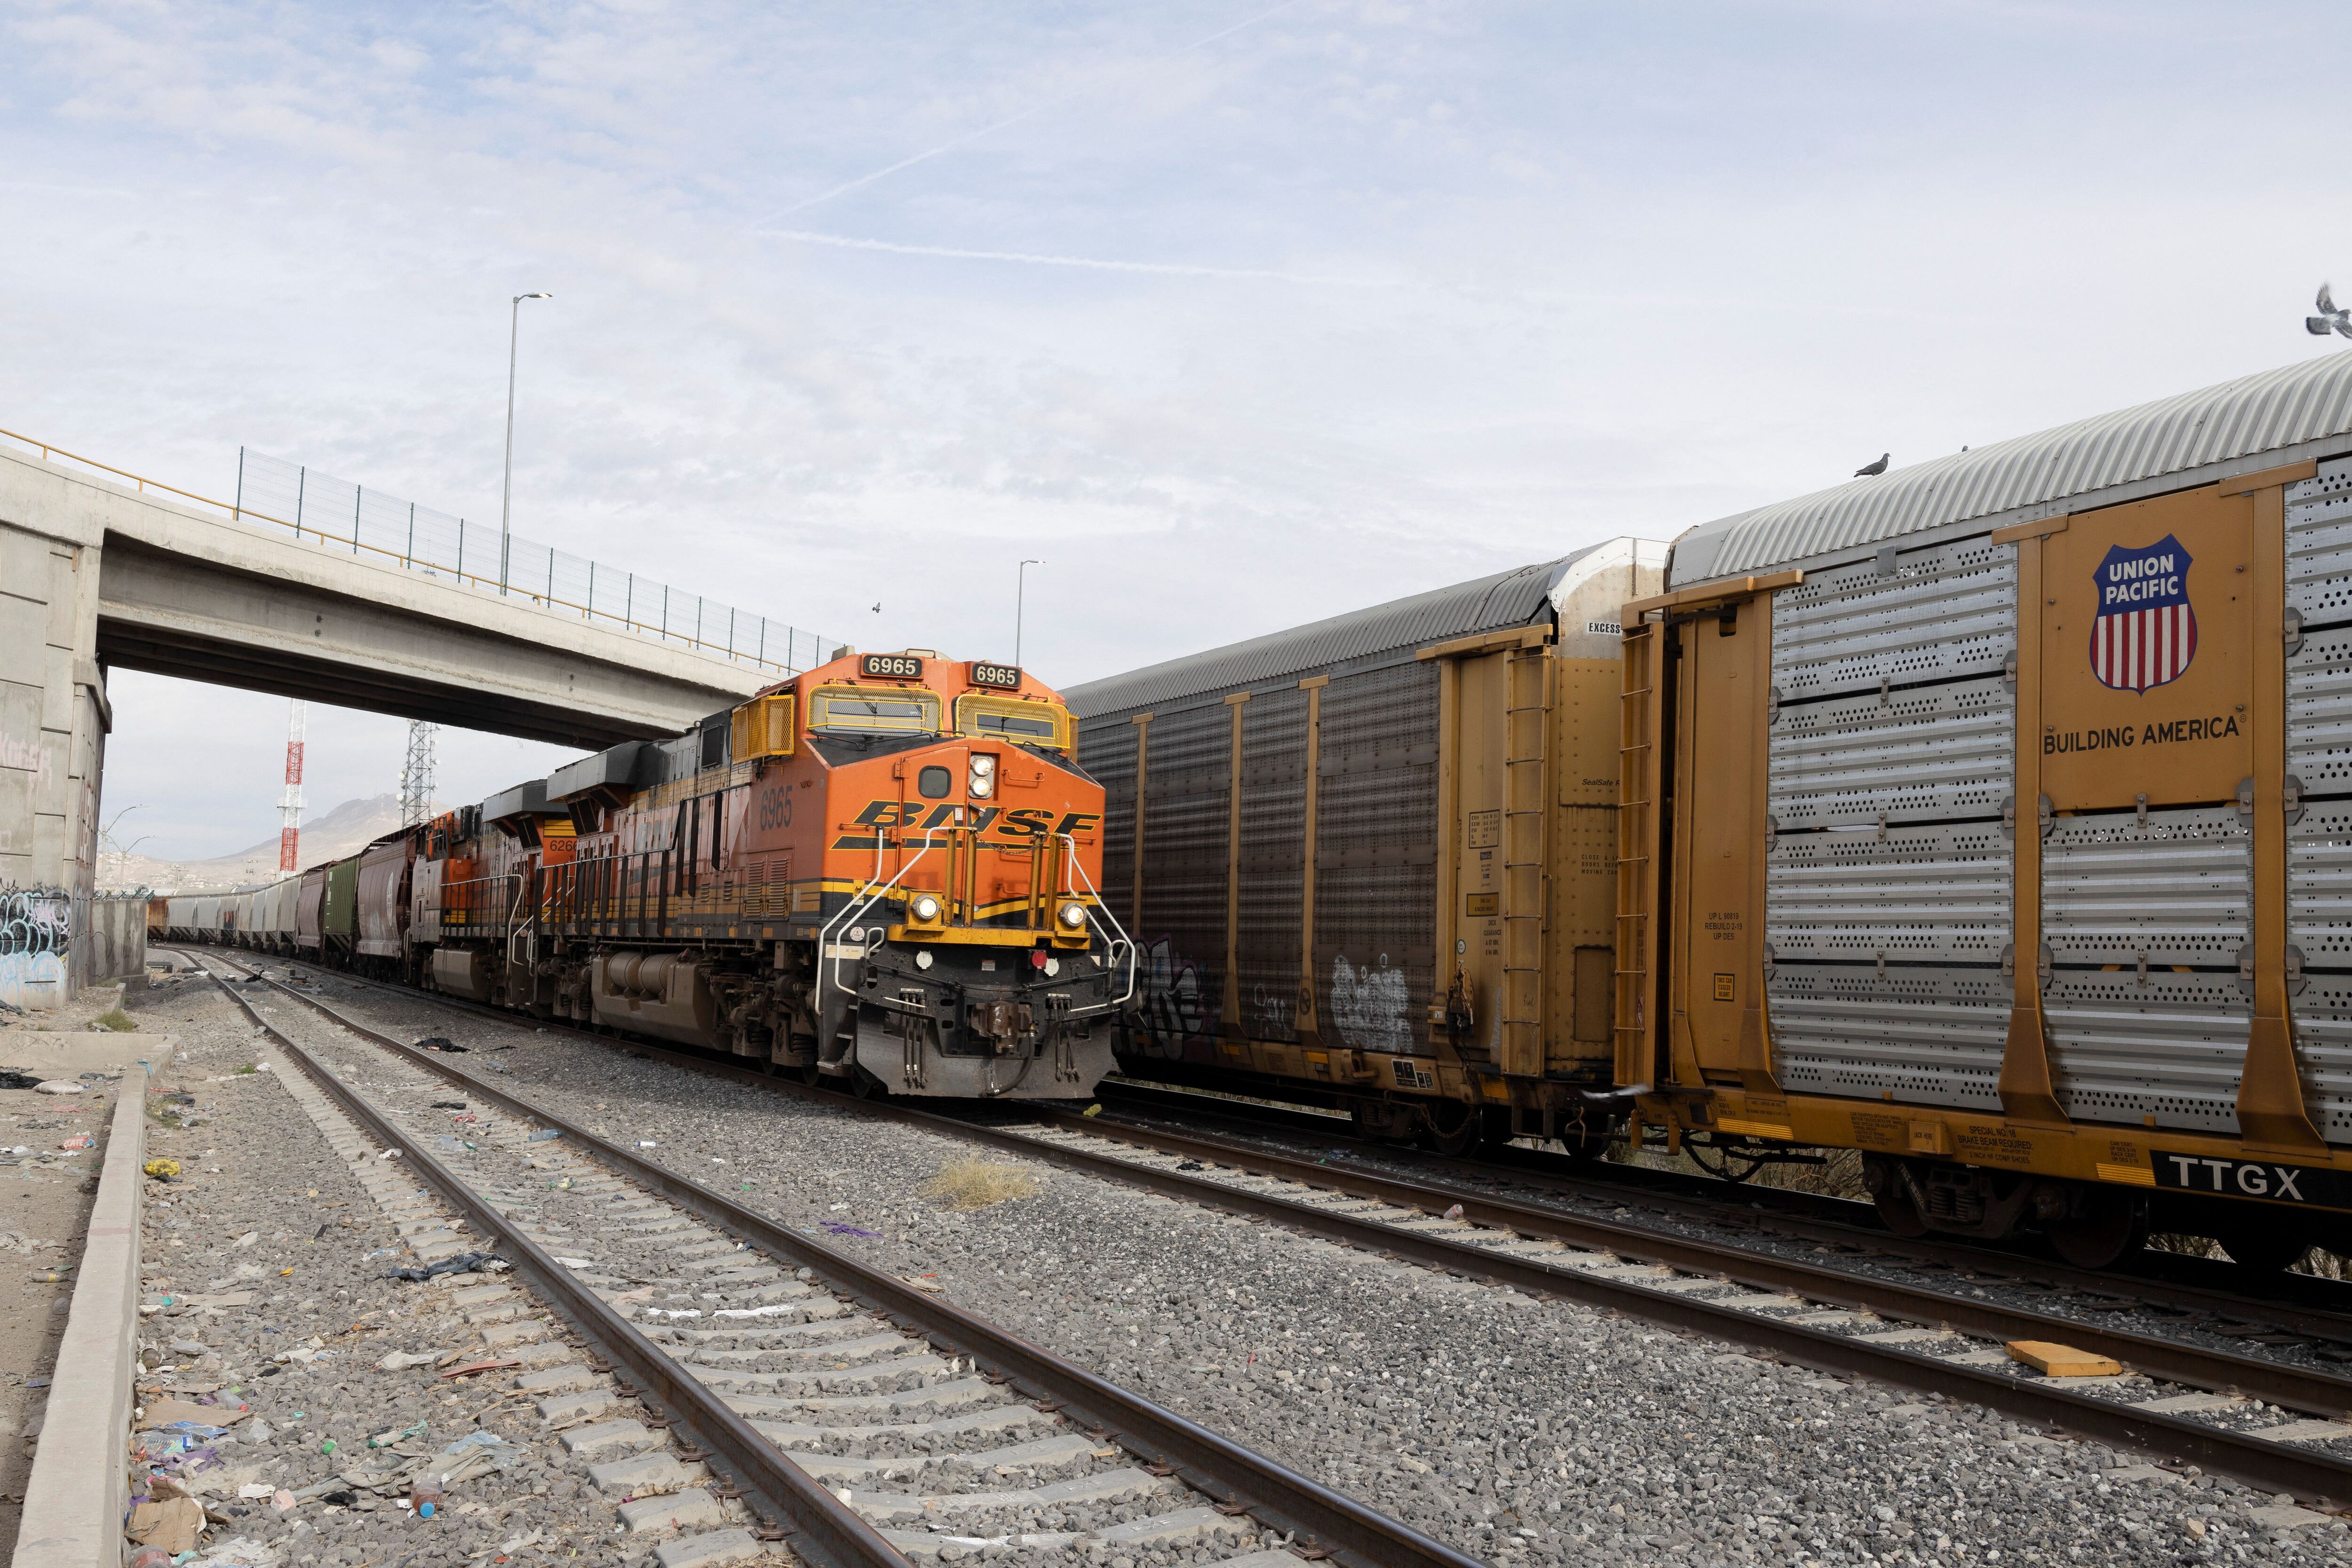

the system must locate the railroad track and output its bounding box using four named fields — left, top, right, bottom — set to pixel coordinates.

left=192, top=949, right=2352, bottom=1504
left=1084, top=1078, right=2352, bottom=1350
left=175, top=948, right=1478, bottom=1568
